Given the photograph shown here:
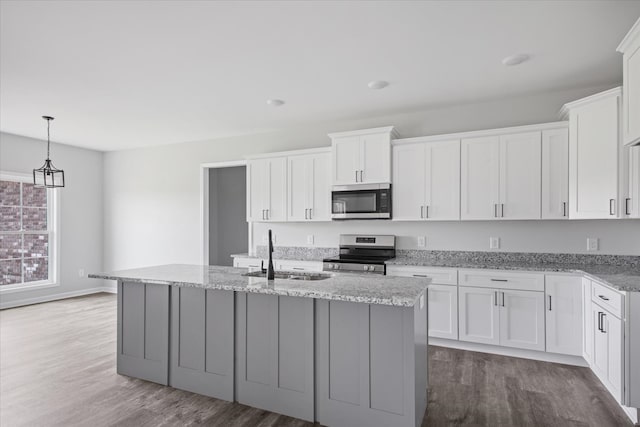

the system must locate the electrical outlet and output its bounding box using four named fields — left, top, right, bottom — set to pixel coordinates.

left=489, top=237, right=500, bottom=249
left=307, top=235, right=314, bottom=245
left=587, top=238, right=599, bottom=251
left=78, top=269, right=85, bottom=278
left=417, top=236, right=426, bottom=247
